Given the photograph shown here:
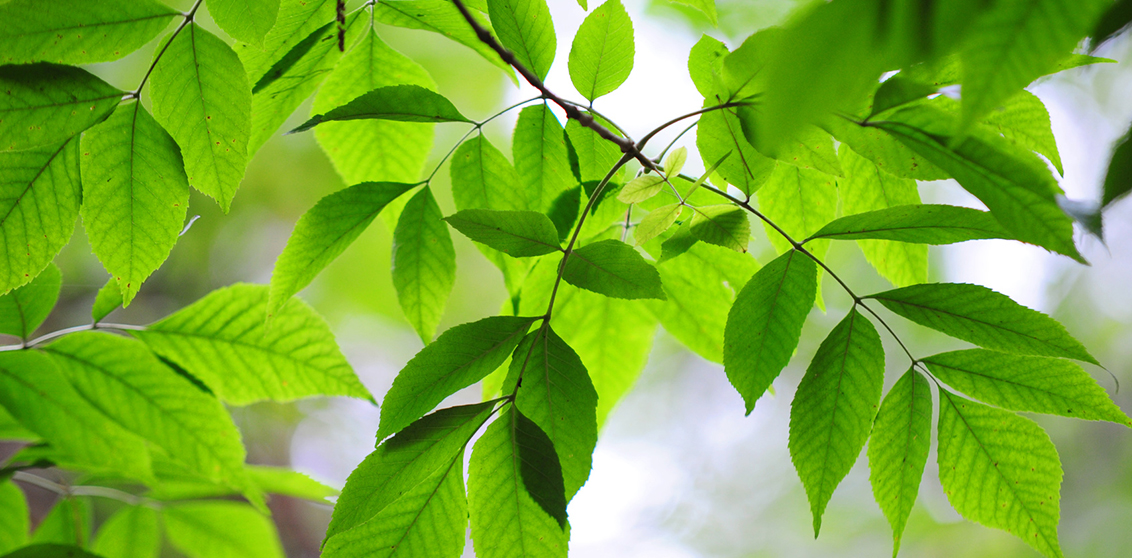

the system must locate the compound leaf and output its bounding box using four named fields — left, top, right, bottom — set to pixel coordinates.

left=568, top=0, right=634, bottom=101
left=0, top=64, right=123, bottom=152
left=0, top=262, right=60, bottom=339
left=0, top=0, right=178, bottom=65
left=562, top=239, right=666, bottom=300
left=489, top=0, right=556, bottom=81
left=445, top=209, right=562, bottom=257
left=392, top=187, right=457, bottom=344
